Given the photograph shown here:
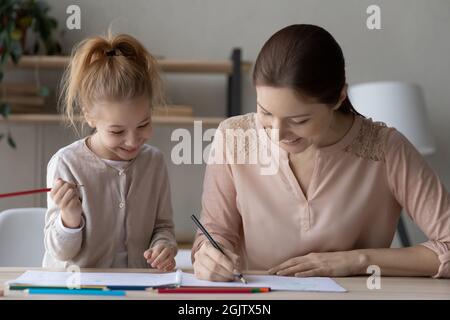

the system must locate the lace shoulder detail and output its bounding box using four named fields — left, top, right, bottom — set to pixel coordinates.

left=215, top=113, right=264, bottom=162
left=219, top=113, right=255, bottom=131
left=343, top=118, right=389, bottom=161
